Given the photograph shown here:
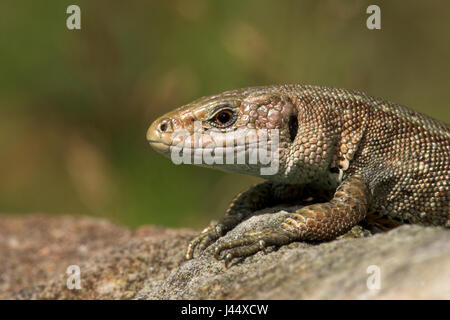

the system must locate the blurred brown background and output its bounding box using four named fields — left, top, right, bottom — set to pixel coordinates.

left=0, top=0, right=449, bottom=228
